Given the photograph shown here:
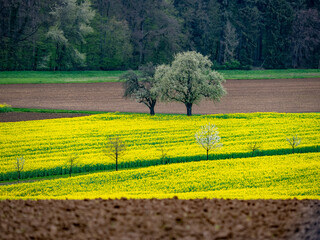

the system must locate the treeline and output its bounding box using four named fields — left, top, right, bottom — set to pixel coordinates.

left=1, top=0, right=319, bottom=71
